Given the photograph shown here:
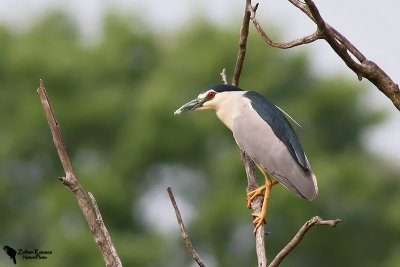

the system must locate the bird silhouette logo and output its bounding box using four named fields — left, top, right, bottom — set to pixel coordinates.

left=3, top=245, right=17, bottom=264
